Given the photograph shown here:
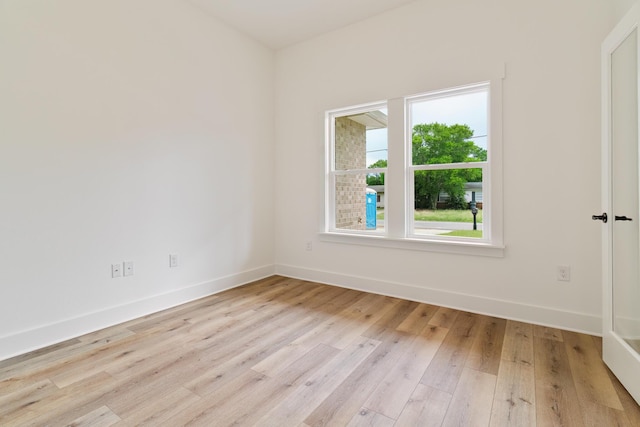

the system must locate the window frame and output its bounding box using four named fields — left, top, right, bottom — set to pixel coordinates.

left=405, top=82, right=491, bottom=244
left=322, top=75, right=504, bottom=257
left=325, top=101, right=388, bottom=236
